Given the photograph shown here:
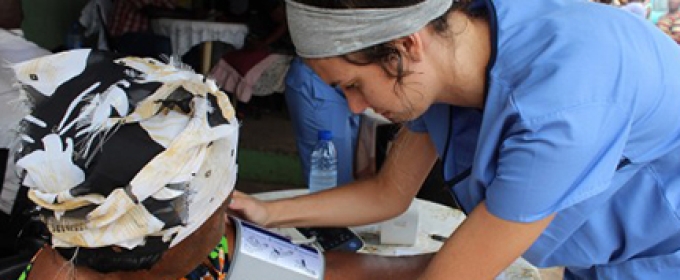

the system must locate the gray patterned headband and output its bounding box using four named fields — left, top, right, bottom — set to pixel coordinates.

left=285, top=0, right=454, bottom=58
